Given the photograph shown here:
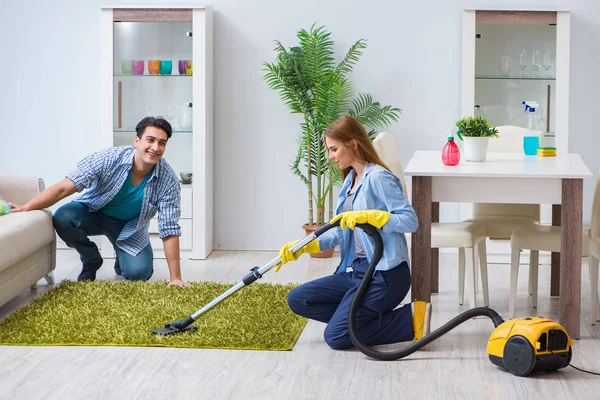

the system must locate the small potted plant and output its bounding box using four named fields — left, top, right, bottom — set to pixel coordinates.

left=455, top=115, right=499, bottom=162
